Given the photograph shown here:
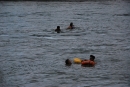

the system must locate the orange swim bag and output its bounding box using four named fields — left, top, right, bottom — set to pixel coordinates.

left=81, top=60, right=95, bottom=67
